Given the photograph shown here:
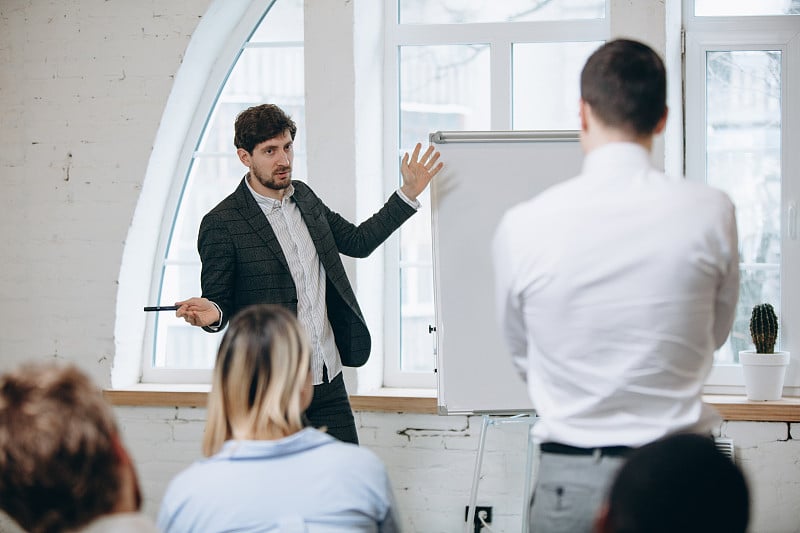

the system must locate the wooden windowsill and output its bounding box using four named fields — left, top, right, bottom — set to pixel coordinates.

left=103, top=387, right=800, bottom=421
left=702, top=394, right=800, bottom=422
